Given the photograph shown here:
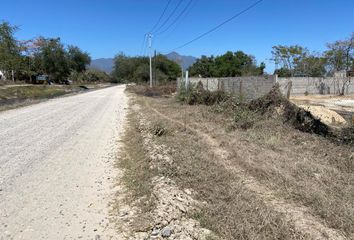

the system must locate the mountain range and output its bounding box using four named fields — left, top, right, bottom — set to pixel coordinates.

left=89, top=52, right=197, bottom=73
